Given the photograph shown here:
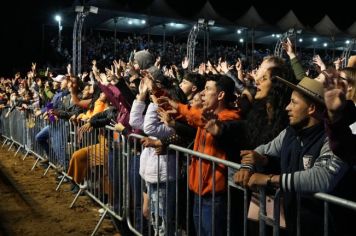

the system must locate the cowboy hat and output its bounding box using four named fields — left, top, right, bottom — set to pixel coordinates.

left=274, top=76, right=324, bottom=104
